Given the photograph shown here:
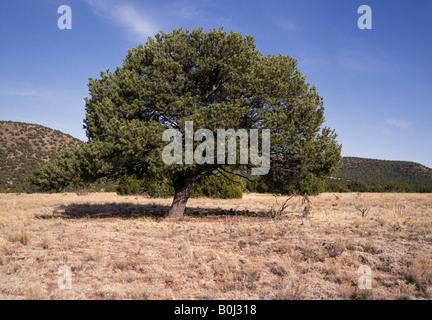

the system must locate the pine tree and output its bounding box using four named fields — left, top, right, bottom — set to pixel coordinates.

left=33, top=28, right=341, bottom=218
